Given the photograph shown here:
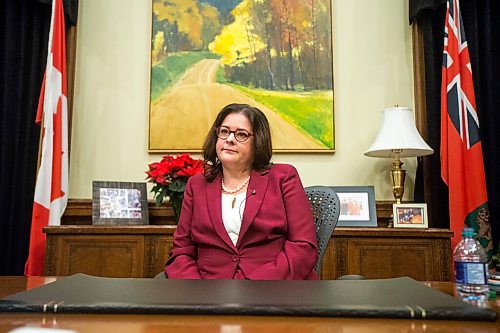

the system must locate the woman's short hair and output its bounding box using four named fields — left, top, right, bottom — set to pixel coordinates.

left=202, top=103, right=272, bottom=181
